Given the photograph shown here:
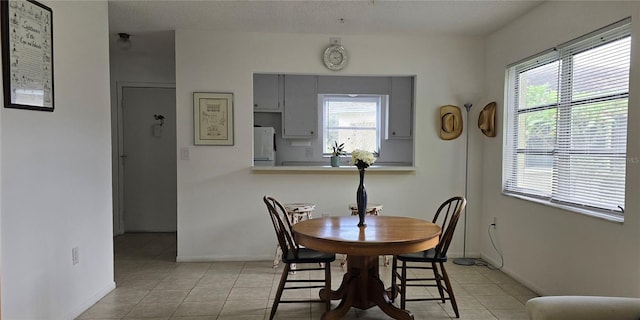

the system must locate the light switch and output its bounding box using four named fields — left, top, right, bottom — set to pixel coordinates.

left=152, top=124, right=163, bottom=137
left=180, top=147, right=190, bottom=160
